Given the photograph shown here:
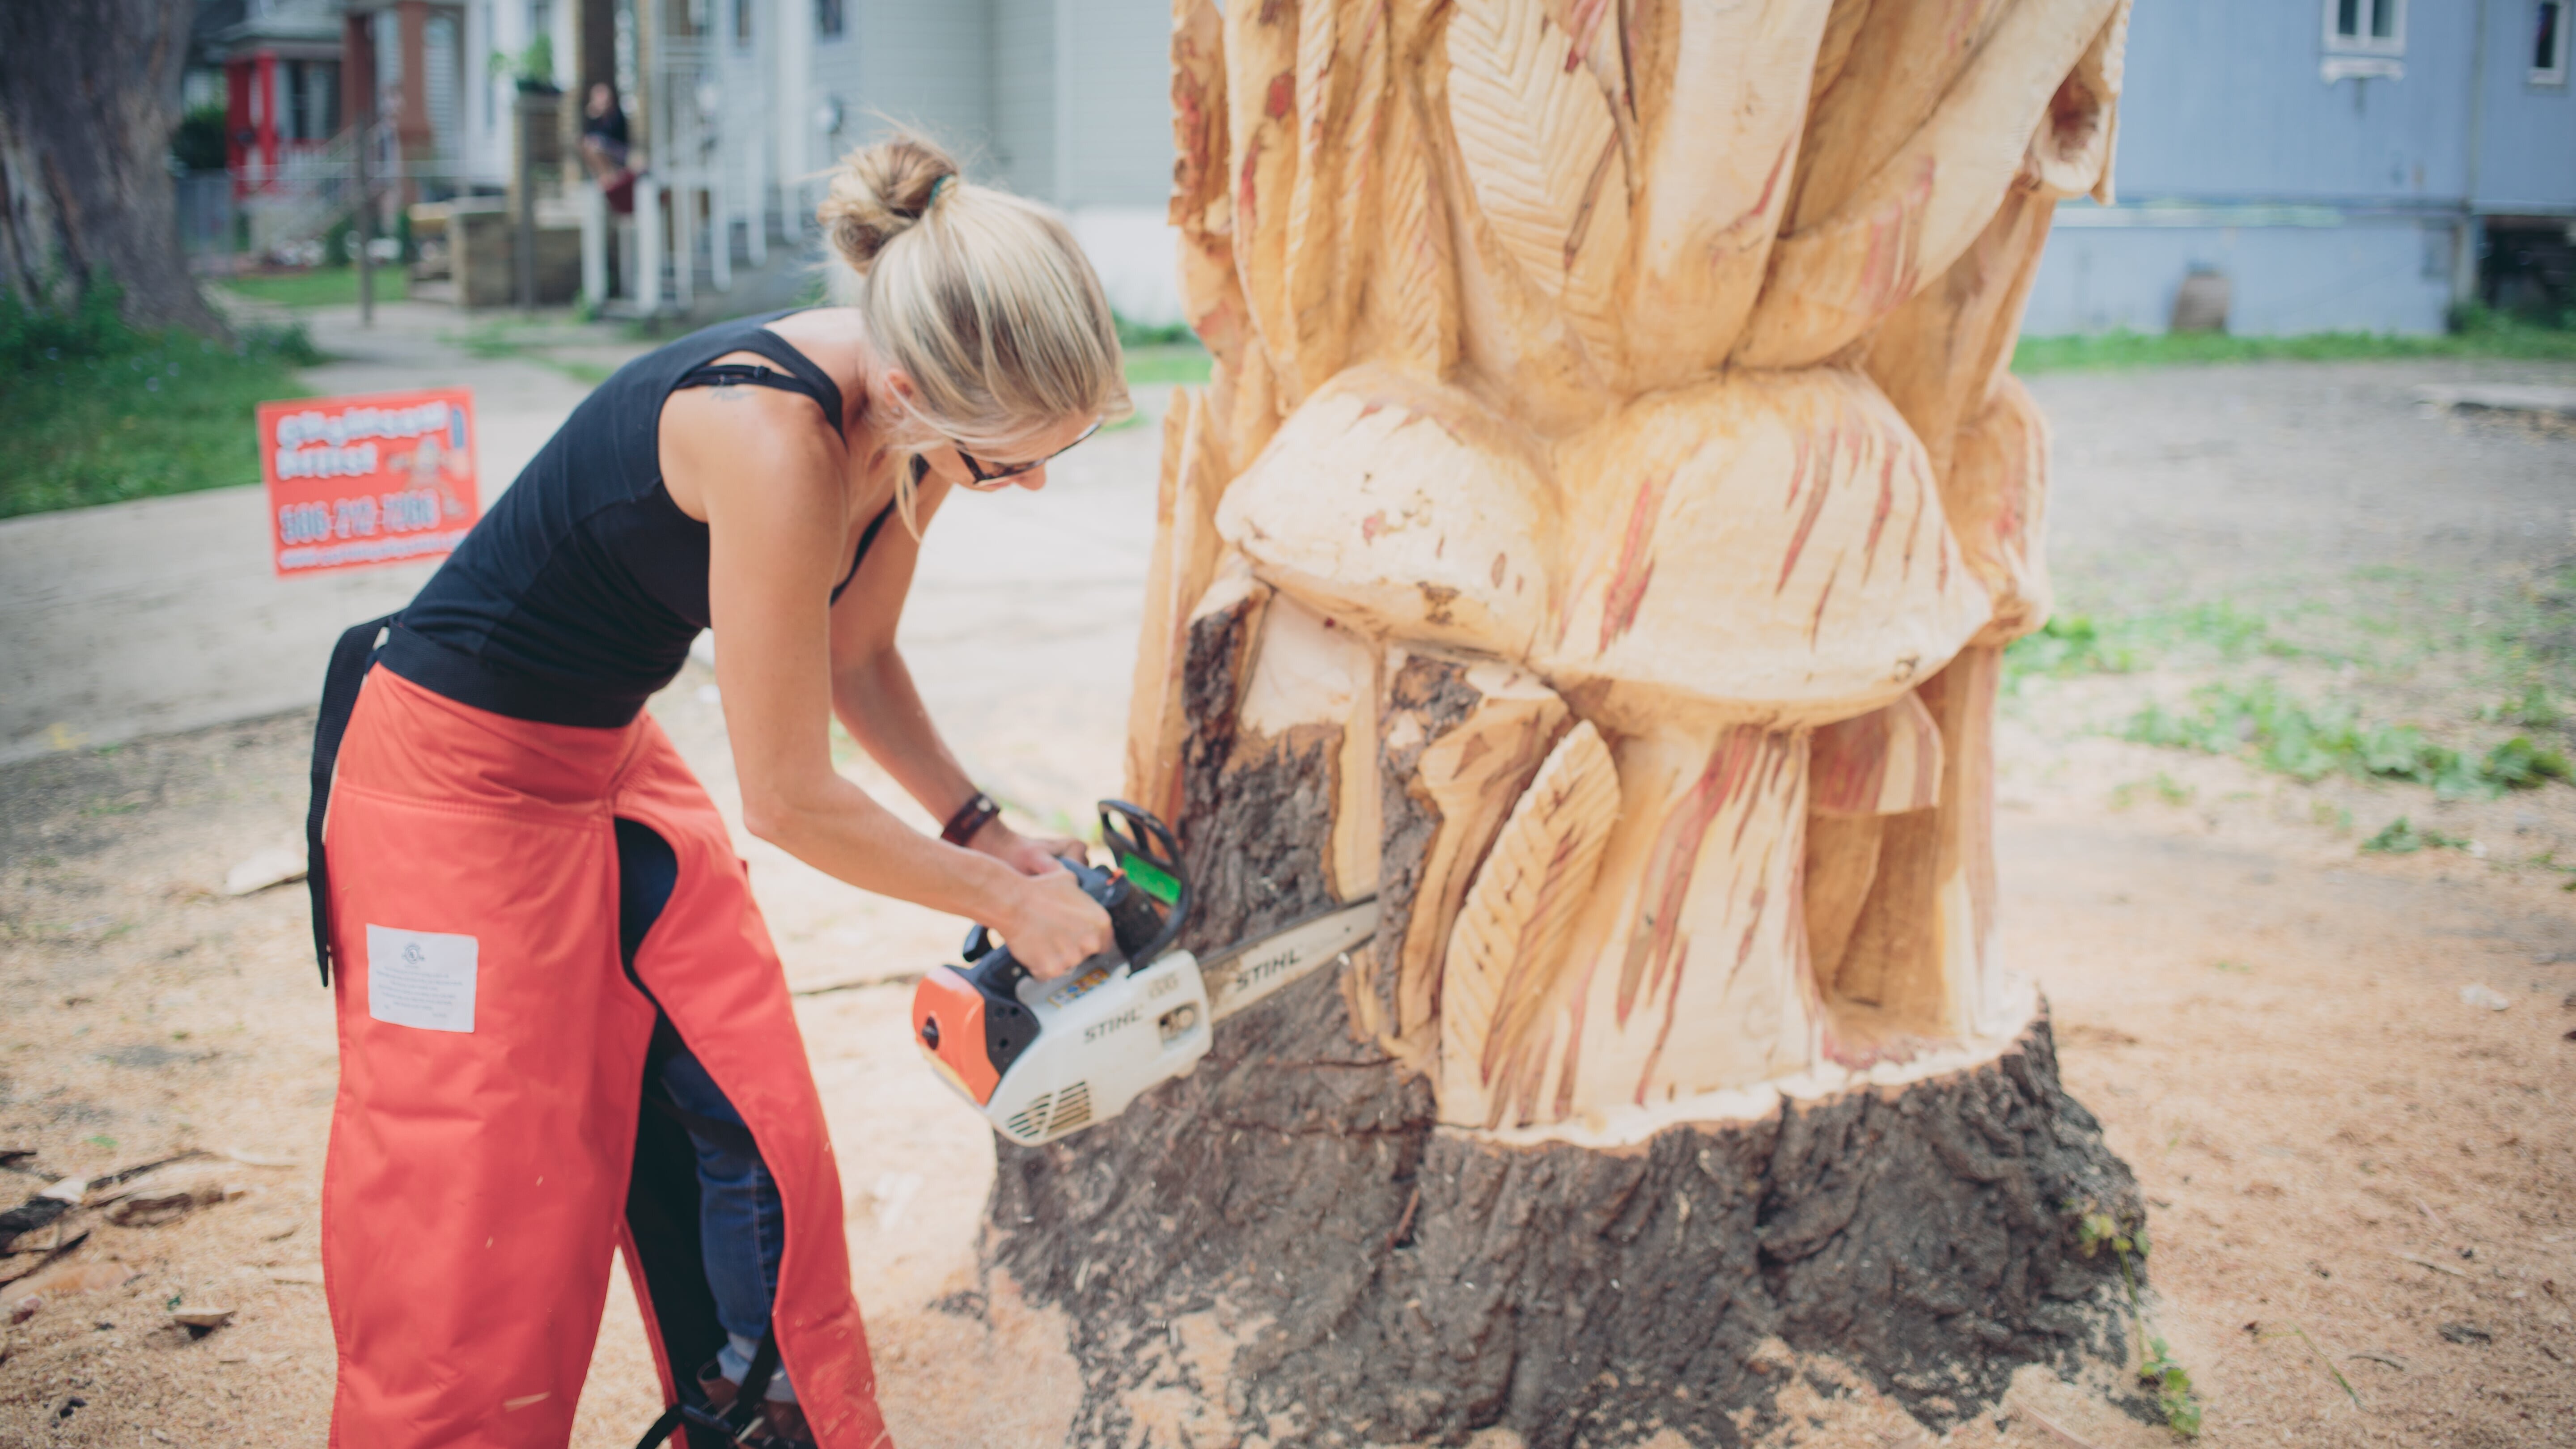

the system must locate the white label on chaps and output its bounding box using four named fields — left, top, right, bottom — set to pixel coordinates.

left=366, top=924, right=479, bottom=1033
